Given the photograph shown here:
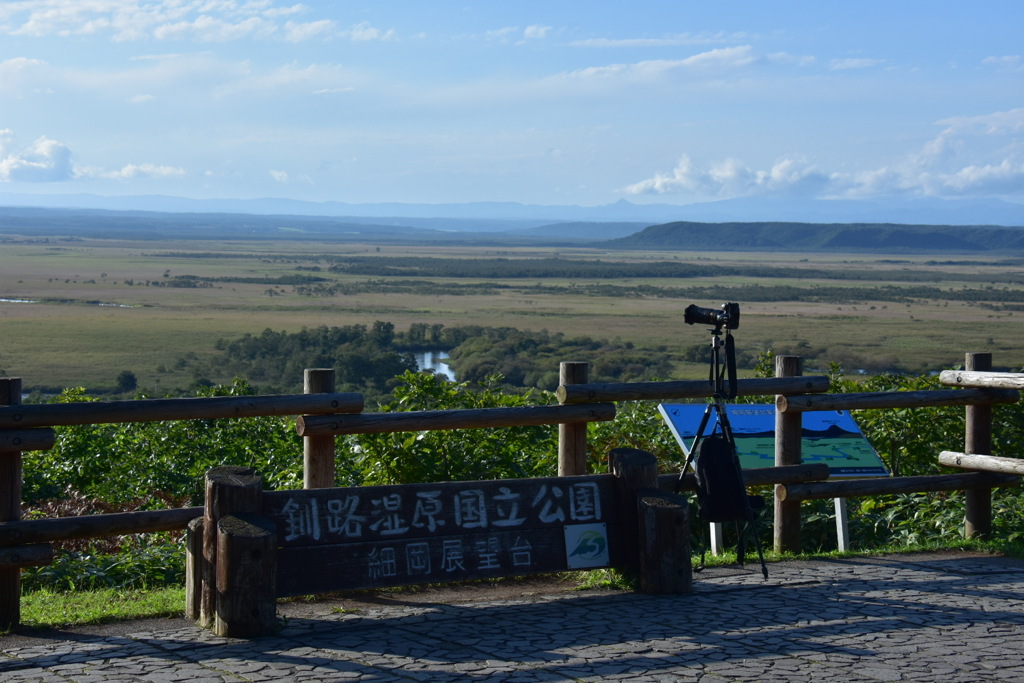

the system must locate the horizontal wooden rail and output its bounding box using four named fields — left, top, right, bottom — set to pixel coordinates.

left=777, top=472, right=1020, bottom=502
left=777, top=388, right=1019, bottom=413
left=297, top=403, right=615, bottom=437
left=940, top=370, right=1024, bottom=390
left=557, top=376, right=830, bottom=404
left=939, top=451, right=1024, bottom=475
left=660, top=463, right=830, bottom=492
left=0, top=428, right=54, bottom=453
left=0, top=544, right=53, bottom=568
left=0, top=507, right=203, bottom=547
left=0, top=393, right=364, bottom=429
